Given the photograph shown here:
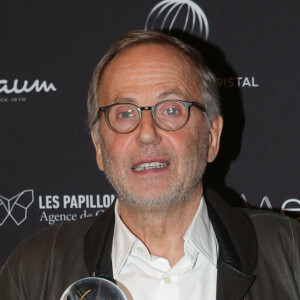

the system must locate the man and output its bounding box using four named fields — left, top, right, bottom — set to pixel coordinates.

left=1, top=30, right=299, bottom=300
